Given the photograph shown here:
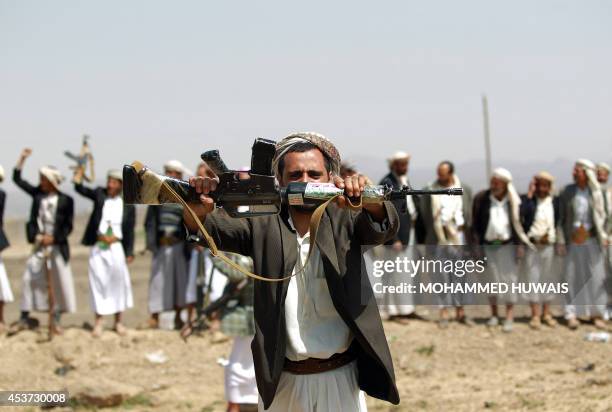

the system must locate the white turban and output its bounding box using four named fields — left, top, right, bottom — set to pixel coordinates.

left=0, top=165, right=4, bottom=182
left=164, top=160, right=193, bottom=177
left=39, top=166, right=64, bottom=190
left=575, top=158, right=602, bottom=191
left=492, top=167, right=512, bottom=183
left=387, top=151, right=411, bottom=166
left=491, top=167, right=534, bottom=249
left=535, top=170, right=554, bottom=183
left=596, top=162, right=610, bottom=173
left=575, top=159, right=606, bottom=235
left=107, top=169, right=123, bottom=182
